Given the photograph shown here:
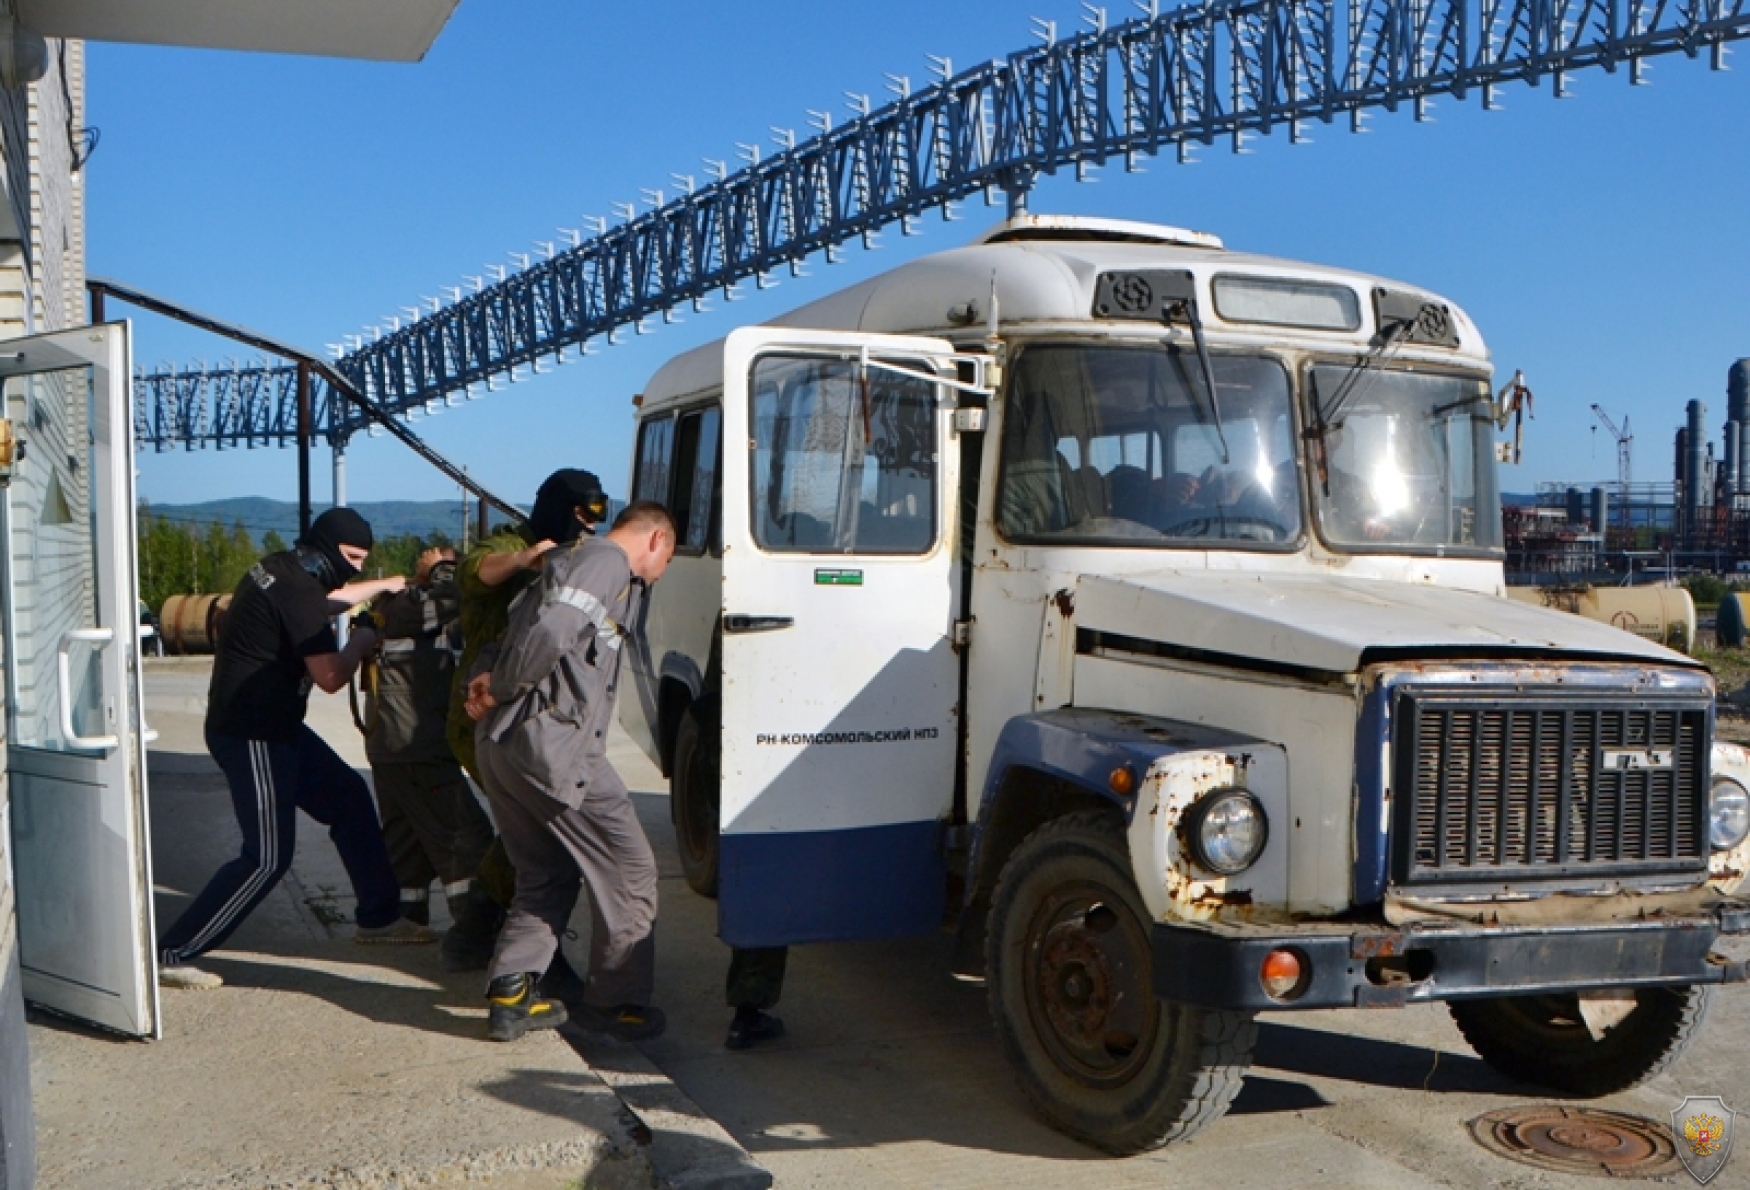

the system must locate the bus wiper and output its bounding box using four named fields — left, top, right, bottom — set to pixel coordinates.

left=1087, top=269, right=1227, bottom=461
left=1162, top=298, right=1229, bottom=465
left=1305, top=370, right=1333, bottom=497
left=1315, top=316, right=1414, bottom=429
left=1302, top=317, right=1415, bottom=497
